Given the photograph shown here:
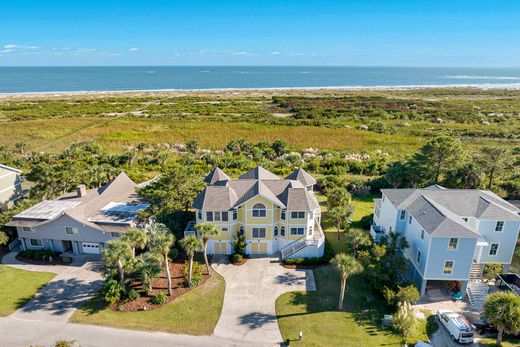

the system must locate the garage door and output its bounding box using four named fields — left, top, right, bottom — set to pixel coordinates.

left=250, top=242, right=268, bottom=255
left=213, top=242, right=227, bottom=254
left=82, top=242, right=100, bottom=254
